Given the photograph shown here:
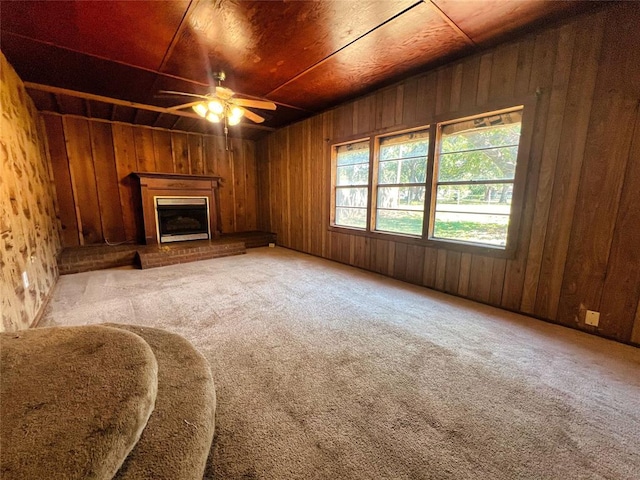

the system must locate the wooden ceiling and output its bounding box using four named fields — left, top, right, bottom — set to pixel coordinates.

left=1, top=0, right=599, bottom=138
